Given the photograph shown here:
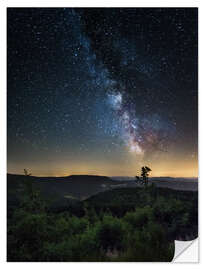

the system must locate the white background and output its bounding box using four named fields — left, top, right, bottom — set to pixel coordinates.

left=0, top=0, right=201, bottom=268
